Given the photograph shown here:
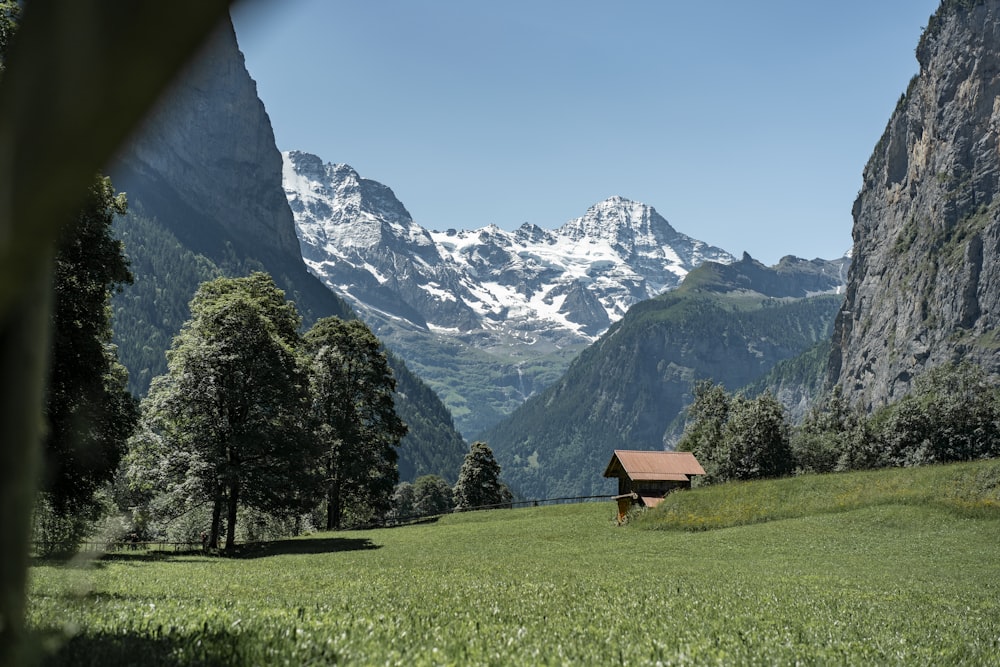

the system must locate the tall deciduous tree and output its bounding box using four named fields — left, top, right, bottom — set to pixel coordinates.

left=677, top=380, right=731, bottom=461
left=453, top=442, right=512, bottom=511
left=304, top=317, right=406, bottom=530
left=134, top=273, right=317, bottom=549
left=791, top=386, right=859, bottom=474
left=43, top=174, right=137, bottom=523
left=716, top=392, right=793, bottom=482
